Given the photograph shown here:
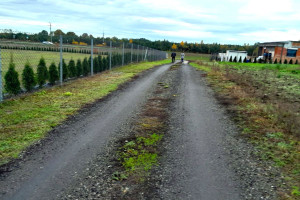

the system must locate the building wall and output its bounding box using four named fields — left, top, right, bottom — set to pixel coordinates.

left=225, top=51, right=247, bottom=62
left=273, top=47, right=300, bottom=63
